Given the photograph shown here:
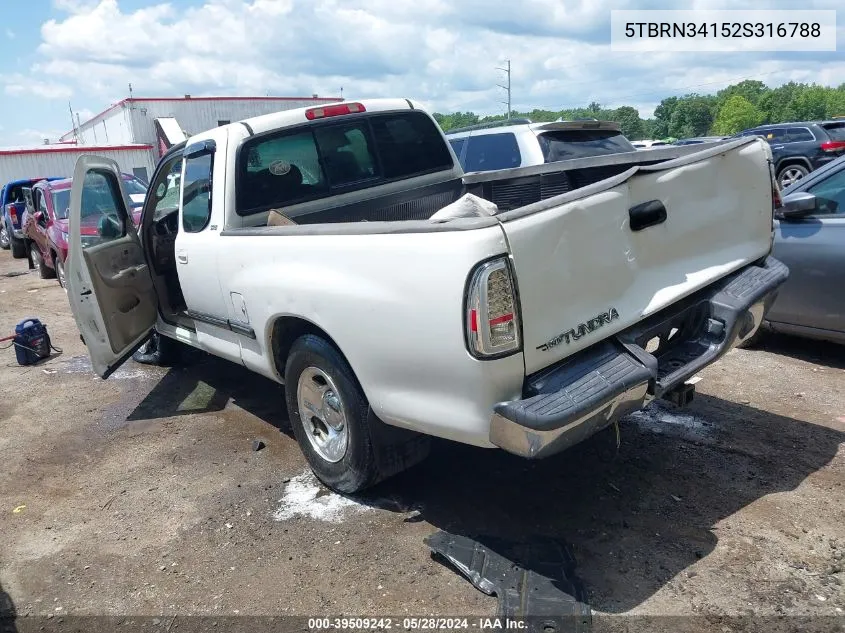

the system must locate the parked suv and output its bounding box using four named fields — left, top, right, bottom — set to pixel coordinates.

left=445, top=119, right=636, bottom=173
left=21, top=174, right=146, bottom=287
left=737, top=121, right=845, bottom=188
left=1, top=177, right=63, bottom=257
